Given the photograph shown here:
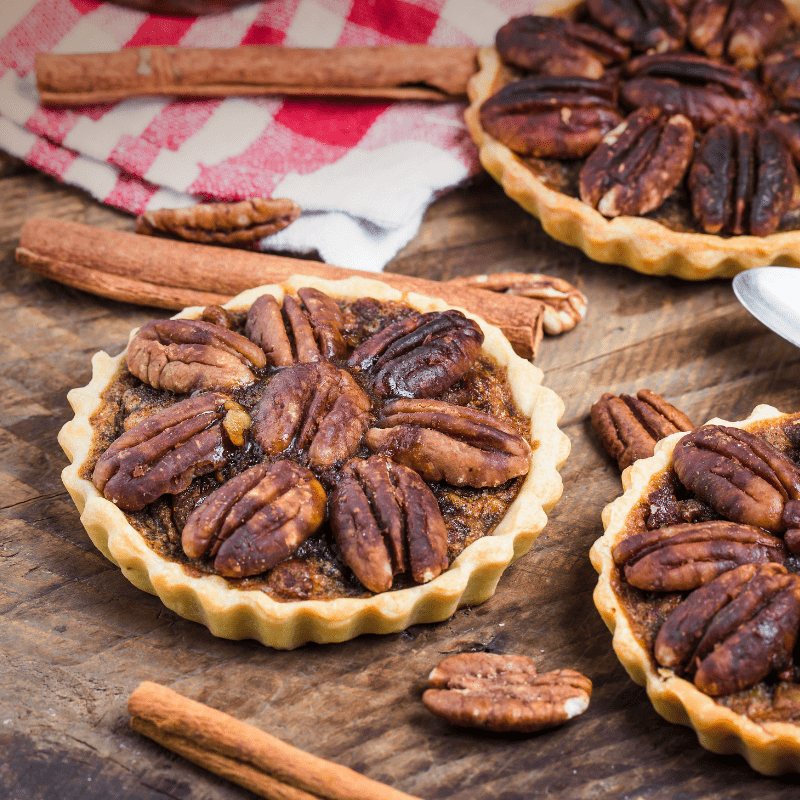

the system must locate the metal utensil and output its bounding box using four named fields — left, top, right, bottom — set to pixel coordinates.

left=732, top=266, right=800, bottom=349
